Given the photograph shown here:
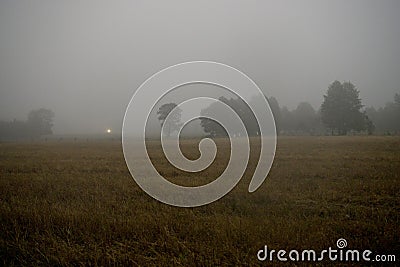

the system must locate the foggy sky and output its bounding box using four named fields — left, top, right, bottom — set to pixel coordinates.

left=0, top=0, right=399, bottom=134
